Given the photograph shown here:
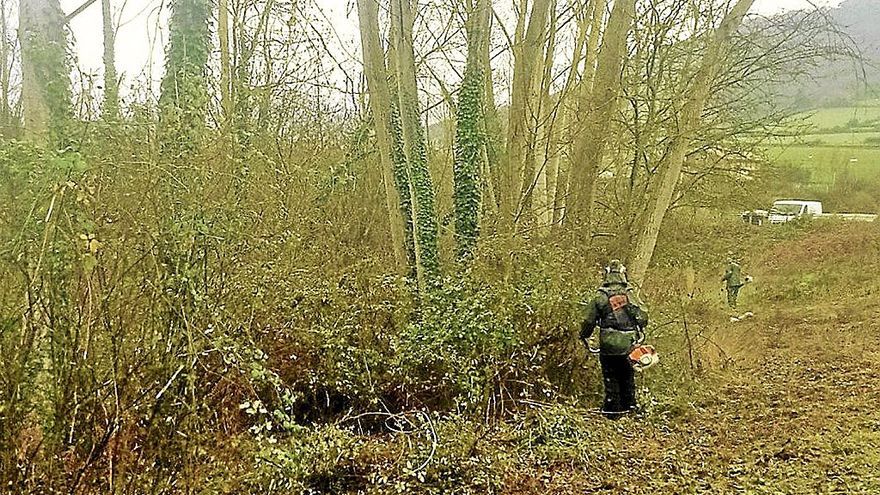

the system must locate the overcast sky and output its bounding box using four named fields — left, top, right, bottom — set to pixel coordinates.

left=60, top=0, right=844, bottom=98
